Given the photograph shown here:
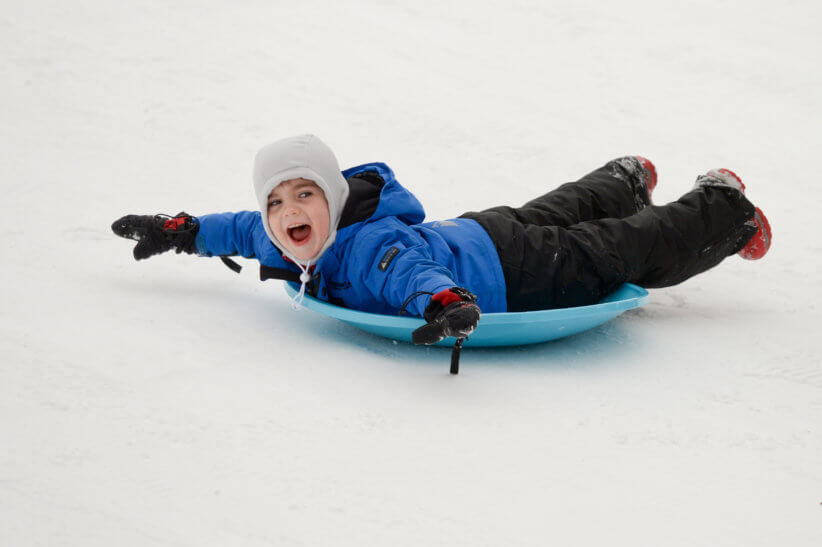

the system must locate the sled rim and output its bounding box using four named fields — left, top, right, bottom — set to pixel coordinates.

left=283, top=282, right=648, bottom=328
